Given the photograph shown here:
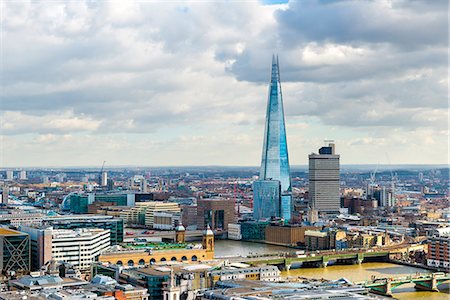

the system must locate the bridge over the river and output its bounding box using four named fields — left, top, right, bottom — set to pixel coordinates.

left=360, top=272, right=450, bottom=297
left=242, top=244, right=426, bottom=270
left=245, top=251, right=389, bottom=269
